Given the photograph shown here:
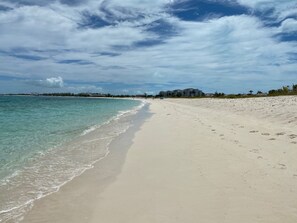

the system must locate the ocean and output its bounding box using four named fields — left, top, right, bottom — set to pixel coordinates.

left=0, top=96, right=142, bottom=222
